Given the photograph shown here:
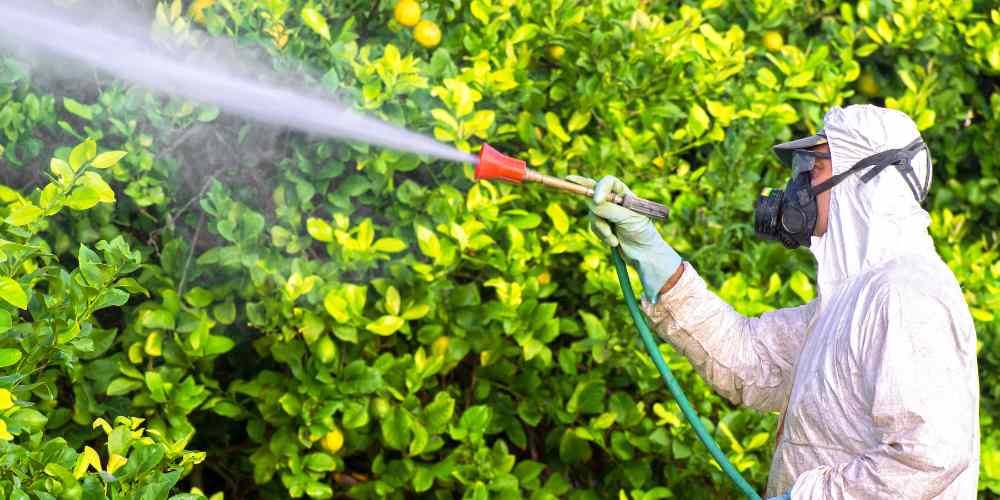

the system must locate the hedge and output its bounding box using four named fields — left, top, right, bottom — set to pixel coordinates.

left=1, top=0, right=999, bottom=498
